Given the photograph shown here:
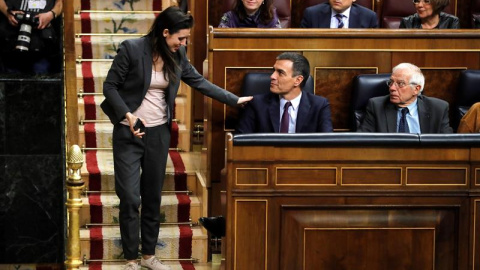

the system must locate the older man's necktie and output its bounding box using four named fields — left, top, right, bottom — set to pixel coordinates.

left=280, top=102, right=292, bottom=133
left=398, top=107, right=410, bottom=133
left=335, top=14, right=345, bottom=28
